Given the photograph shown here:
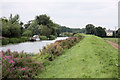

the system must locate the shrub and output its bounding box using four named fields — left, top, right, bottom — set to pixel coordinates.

left=40, top=36, right=48, bottom=40
left=41, top=43, right=64, bottom=61
left=2, top=37, right=30, bottom=45
left=40, top=35, right=84, bottom=61
left=49, top=35, right=56, bottom=40
left=2, top=38, right=9, bottom=45
left=55, top=37, right=80, bottom=49
left=1, top=49, right=43, bottom=78
left=9, top=38, right=20, bottom=43
left=20, top=37, right=29, bottom=42
left=73, top=33, right=83, bottom=39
